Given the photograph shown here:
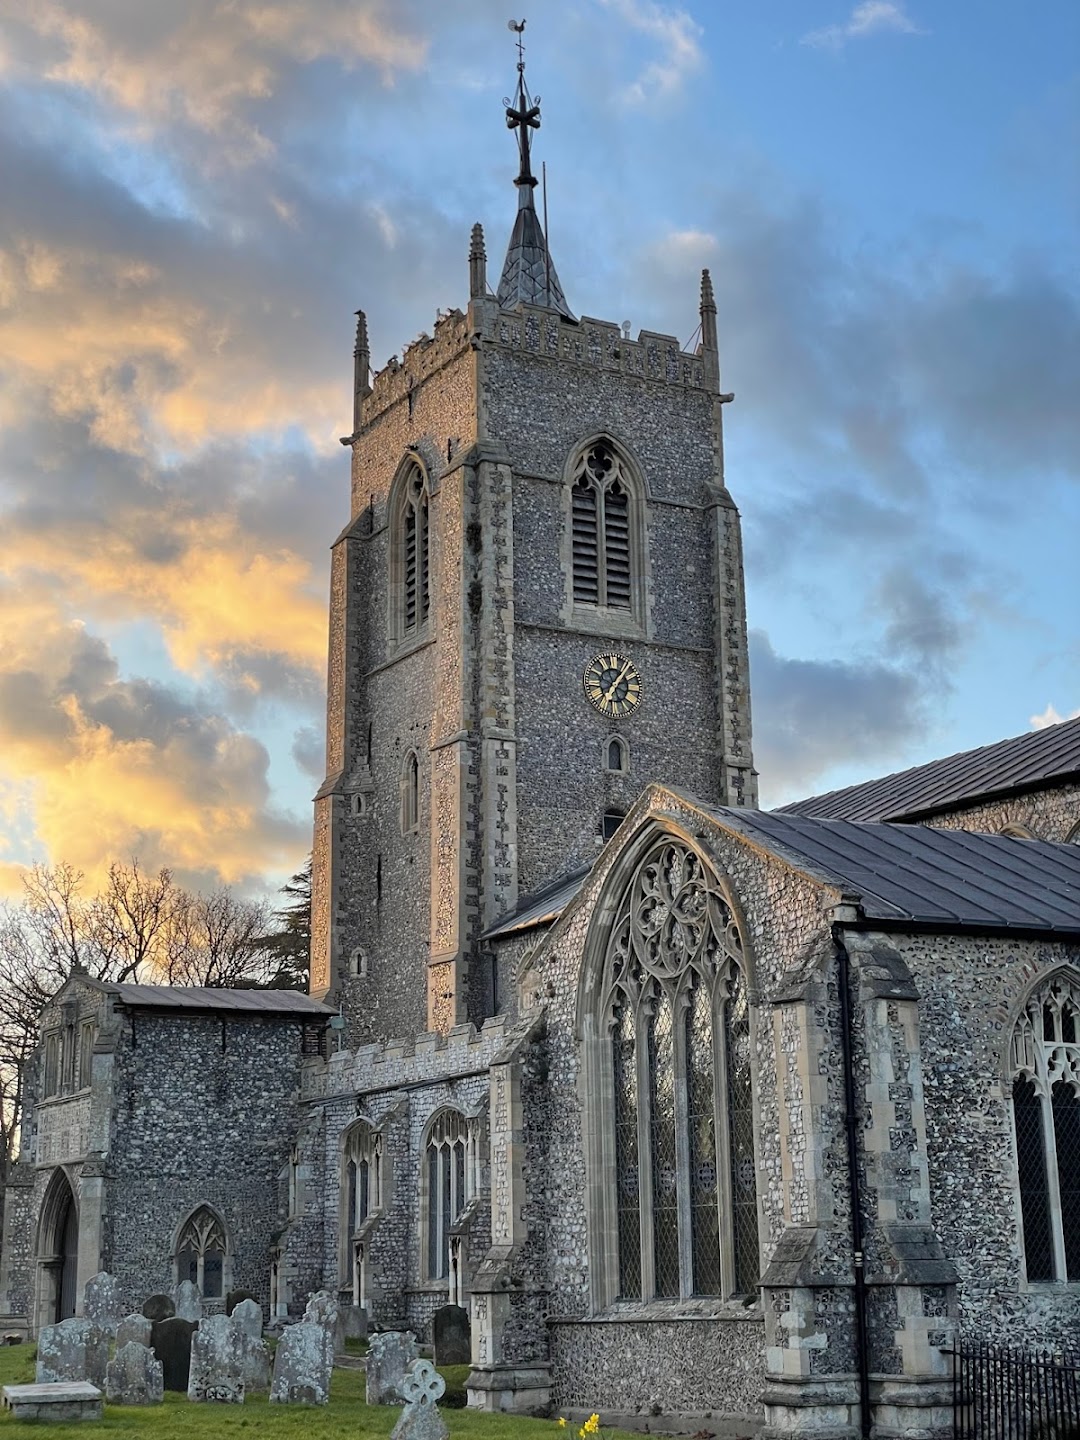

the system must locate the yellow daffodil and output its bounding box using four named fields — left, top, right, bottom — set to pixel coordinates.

left=557, top=1420, right=568, bottom=1429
